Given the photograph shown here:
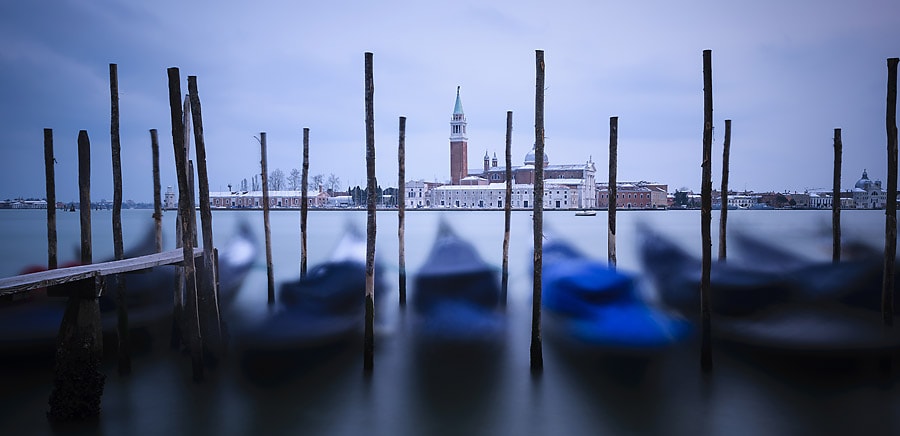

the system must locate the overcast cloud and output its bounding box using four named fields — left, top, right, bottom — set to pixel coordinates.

left=1, top=0, right=897, bottom=202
